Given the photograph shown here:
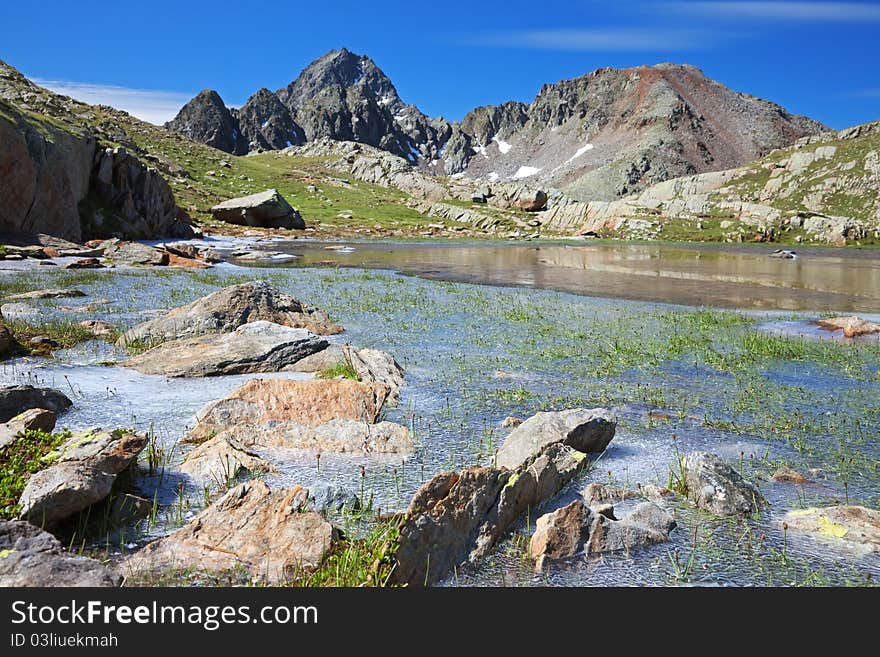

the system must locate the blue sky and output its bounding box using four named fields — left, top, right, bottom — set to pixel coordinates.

left=2, top=0, right=879, bottom=128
